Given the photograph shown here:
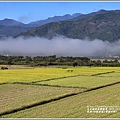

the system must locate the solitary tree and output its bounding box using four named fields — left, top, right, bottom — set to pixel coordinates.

left=73, top=62, right=78, bottom=67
